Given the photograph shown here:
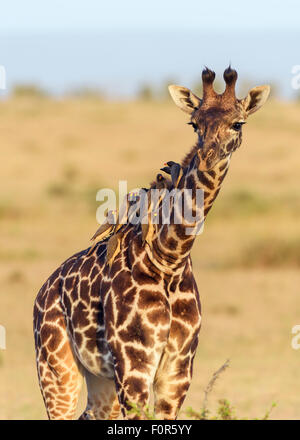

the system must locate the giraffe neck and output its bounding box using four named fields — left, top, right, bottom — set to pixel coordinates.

left=148, top=148, right=231, bottom=272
